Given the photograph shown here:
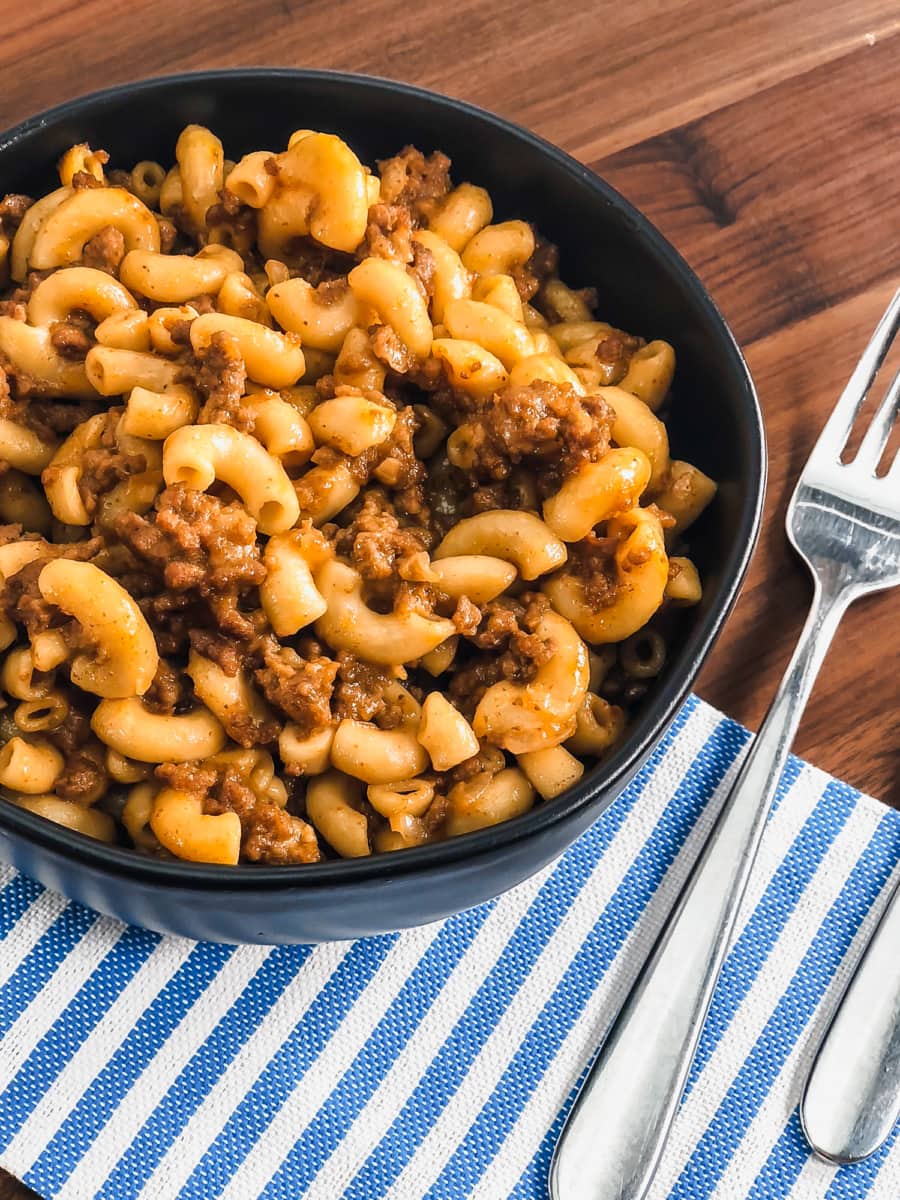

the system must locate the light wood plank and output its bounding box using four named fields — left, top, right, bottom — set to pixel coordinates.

left=1, top=0, right=897, bottom=162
